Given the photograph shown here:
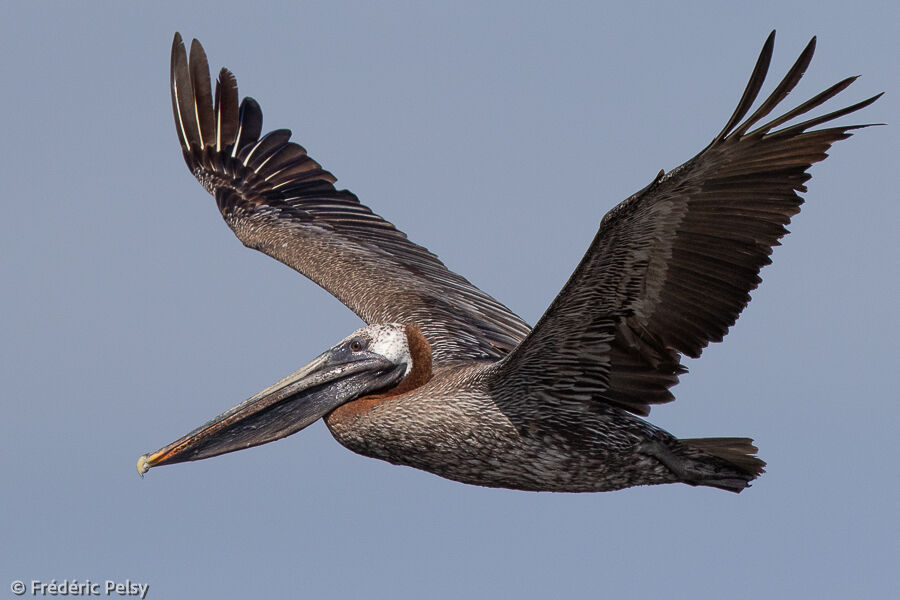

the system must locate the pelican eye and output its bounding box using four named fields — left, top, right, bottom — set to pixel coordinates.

left=349, top=339, right=365, bottom=352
